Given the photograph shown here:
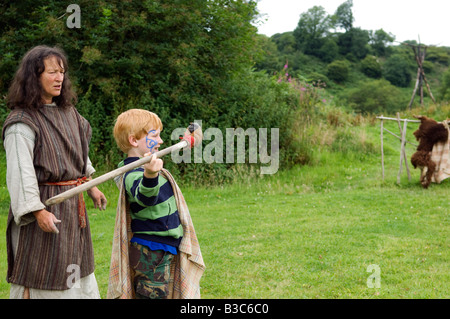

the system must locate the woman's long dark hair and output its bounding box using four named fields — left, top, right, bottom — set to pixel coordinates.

left=6, top=45, right=77, bottom=110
